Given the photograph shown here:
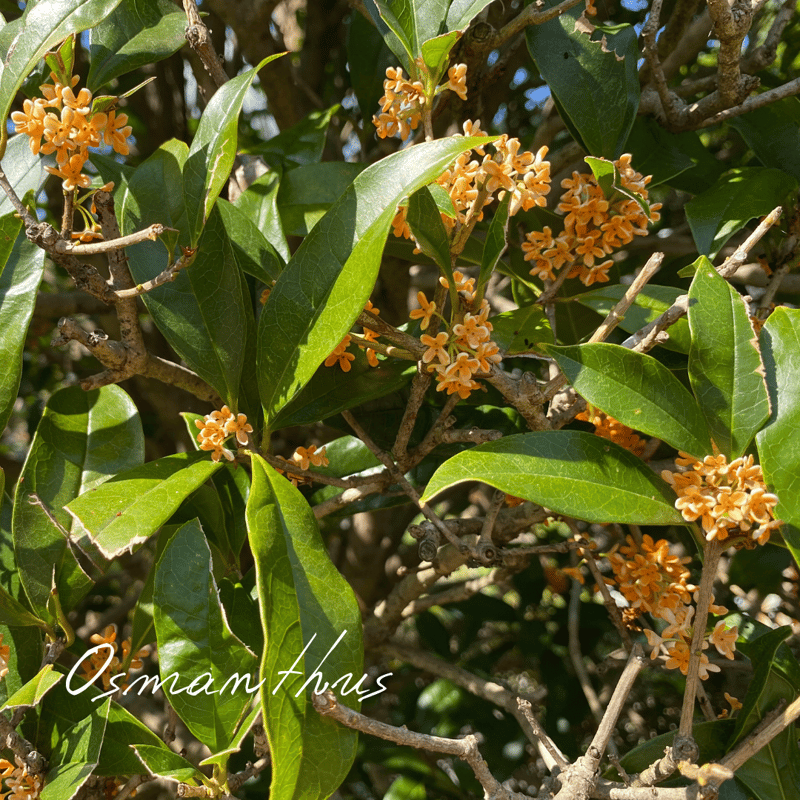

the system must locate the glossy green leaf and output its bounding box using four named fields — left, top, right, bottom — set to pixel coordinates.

left=184, top=57, right=281, bottom=245
left=489, top=305, right=553, bottom=354
left=233, top=169, right=290, bottom=263
left=13, top=385, right=144, bottom=617
left=757, top=308, right=800, bottom=565
left=41, top=699, right=109, bottom=800
left=199, top=704, right=260, bottom=768
left=527, top=8, right=639, bottom=158
left=66, top=451, right=223, bottom=560
left=445, top=0, right=495, bottom=29
left=371, top=0, right=427, bottom=62
left=686, top=168, right=797, bottom=257
left=688, top=259, right=770, bottom=458
left=271, top=349, right=416, bottom=430
left=258, top=136, right=489, bottom=426
left=421, top=431, right=684, bottom=524
left=87, top=0, right=186, bottom=90
left=730, top=626, right=800, bottom=799
left=248, top=455, right=362, bottom=800
left=544, top=342, right=712, bottom=458
left=42, top=680, right=165, bottom=776
left=0, top=0, right=124, bottom=152
left=2, top=665, right=61, bottom=710
left=576, top=284, right=691, bottom=353
left=44, top=34, right=75, bottom=86
left=248, top=105, right=339, bottom=169
left=216, top=198, right=282, bottom=284
left=406, top=184, right=452, bottom=274
left=0, top=134, right=47, bottom=218
left=153, top=519, right=257, bottom=752
left=0, top=582, right=51, bottom=630
left=0, top=218, right=45, bottom=435
left=133, top=744, right=206, bottom=785
left=729, top=98, right=800, bottom=182
left=277, top=162, right=366, bottom=237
